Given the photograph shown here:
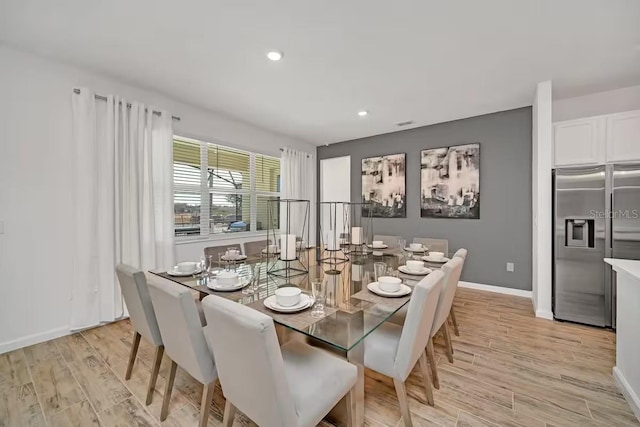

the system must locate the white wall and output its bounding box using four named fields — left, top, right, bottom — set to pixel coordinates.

left=532, top=81, right=553, bottom=319
left=0, top=45, right=316, bottom=353
left=319, top=156, right=351, bottom=242
left=553, top=85, right=640, bottom=122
